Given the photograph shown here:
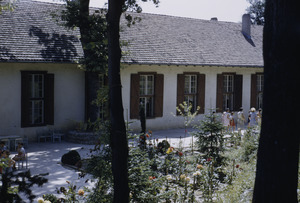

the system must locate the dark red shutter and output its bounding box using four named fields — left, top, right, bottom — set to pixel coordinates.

left=176, top=74, right=185, bottom=115
left=251, top=74, right=257, bottom=108
left=197, top=74, right=205, bottom=114
left=216, top=74, right=223, bottom=112
left=154, top=74, right=164, bottom=117
left=45, top=73, right=54, bottom=125
left=234, top=74, right=243, bottom=111
left=130, top=74, right=140, bottom=119
left=21, top=72, right=30, bottom=127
